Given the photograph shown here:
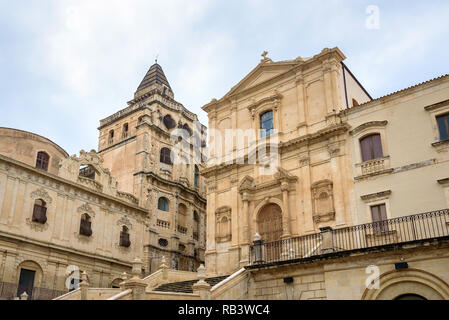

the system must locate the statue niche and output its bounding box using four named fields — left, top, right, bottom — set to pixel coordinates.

left=215, top=206, right=231, bottom=243
left=311, top=180, right=335, bottom=223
